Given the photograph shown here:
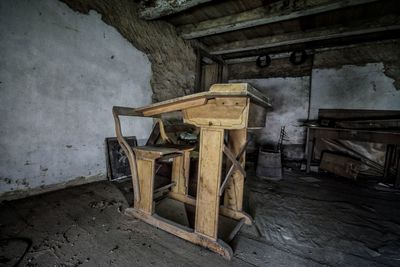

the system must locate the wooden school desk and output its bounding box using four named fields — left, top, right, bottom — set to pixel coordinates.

left=112, top=83, right=271, bottom=259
